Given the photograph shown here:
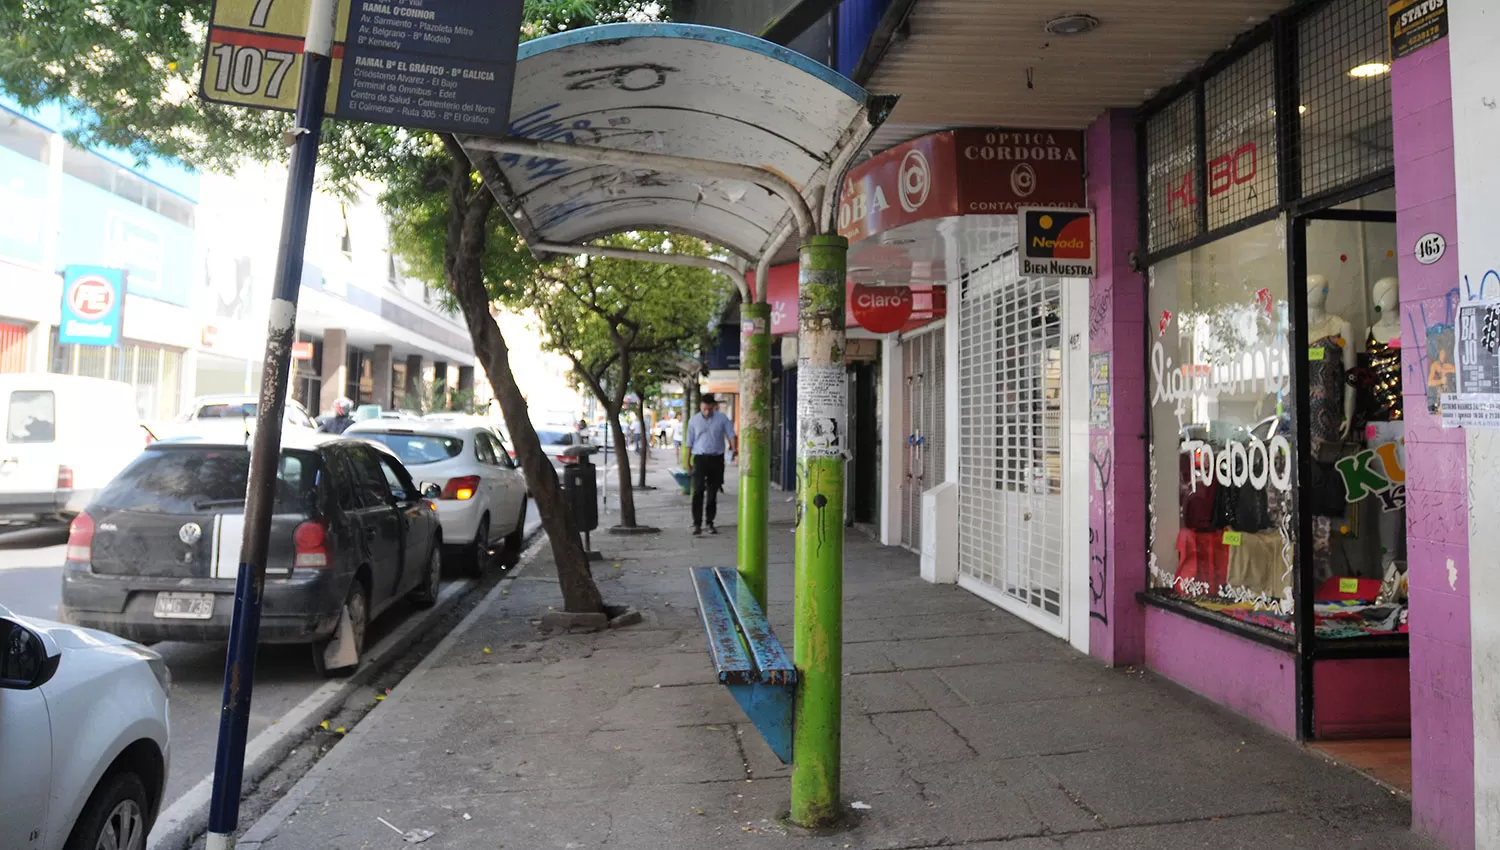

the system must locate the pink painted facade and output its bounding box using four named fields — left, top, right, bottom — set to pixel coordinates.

left=1390, top=39, right=1473, bottom=850
left=1081, top=30, right=1473, bottom=850
left=1084, top=109, right=1147, bottom=667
